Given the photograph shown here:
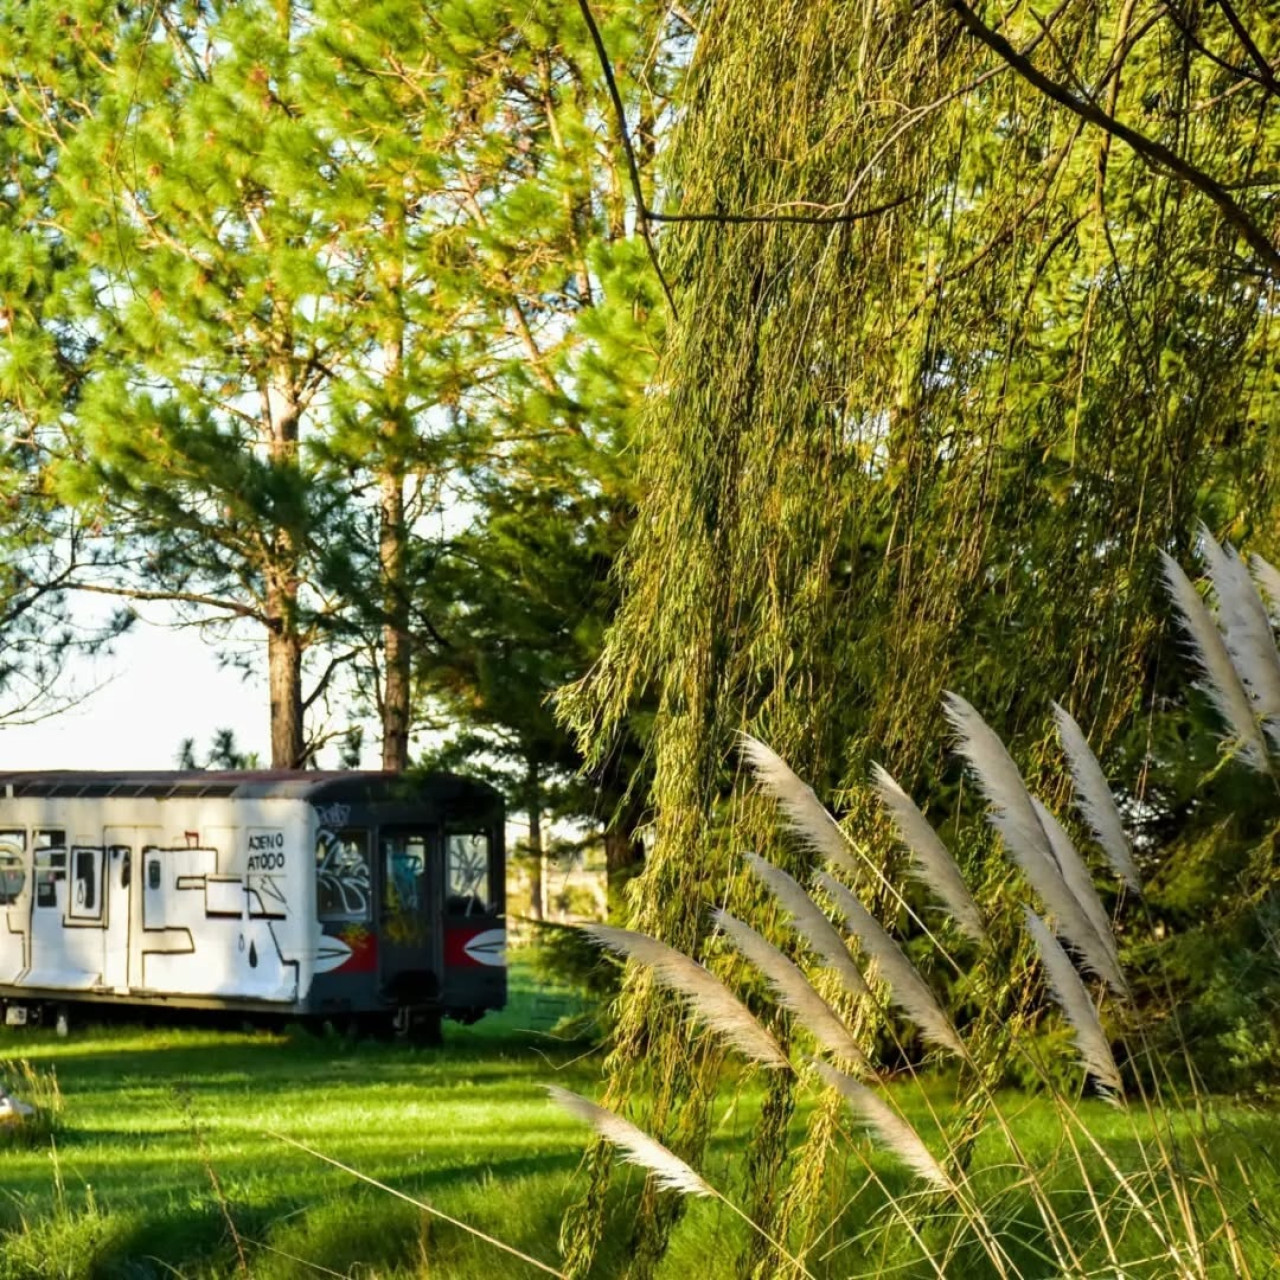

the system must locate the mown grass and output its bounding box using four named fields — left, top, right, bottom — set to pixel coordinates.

left=1, top=962, right=1277, bottom=1278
